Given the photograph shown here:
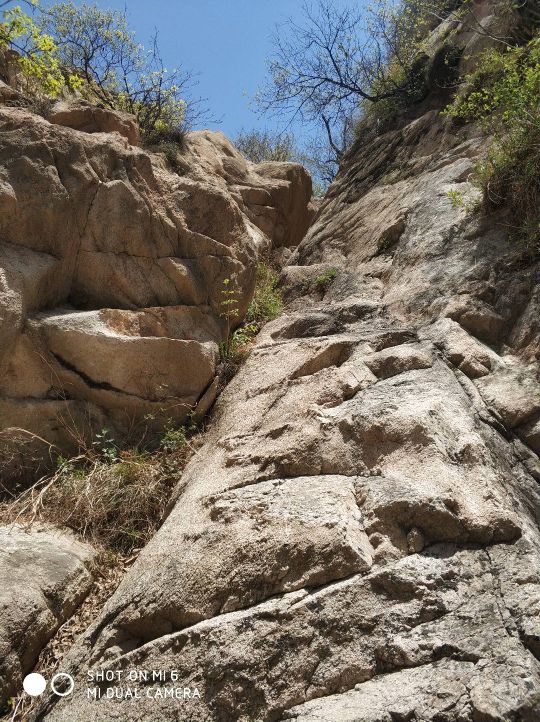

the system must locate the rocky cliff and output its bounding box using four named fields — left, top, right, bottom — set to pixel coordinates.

left=0, top=102, right=311, bottom=484
left=2, top=2, right=540, bottom=720
left=22, top=8, right=540, bottom=722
